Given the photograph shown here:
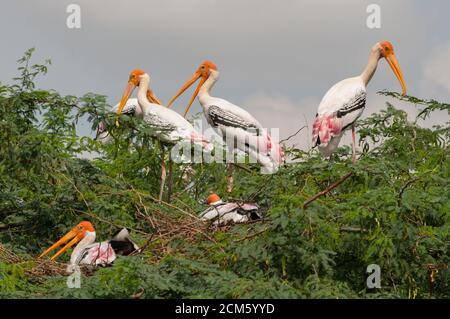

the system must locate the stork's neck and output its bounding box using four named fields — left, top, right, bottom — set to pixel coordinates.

left=360, top=49, right=381, bottom=87
left=70, top=231, right=96, bottom=265
left=198, top=70, right=219, bottom=102
left=137, top=73, right=153, bottom=112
